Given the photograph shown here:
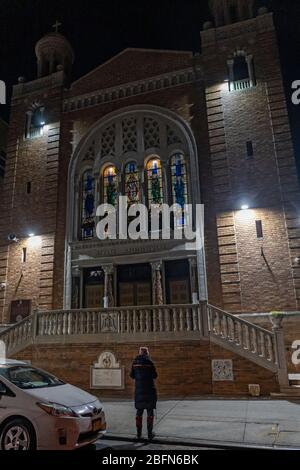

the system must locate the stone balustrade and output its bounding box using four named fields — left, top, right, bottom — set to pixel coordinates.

left=0, top=303, right=288, bottom=385
left=207, top=304, right=278, bottom=371
left=36, top=303, right=208, bottom=337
